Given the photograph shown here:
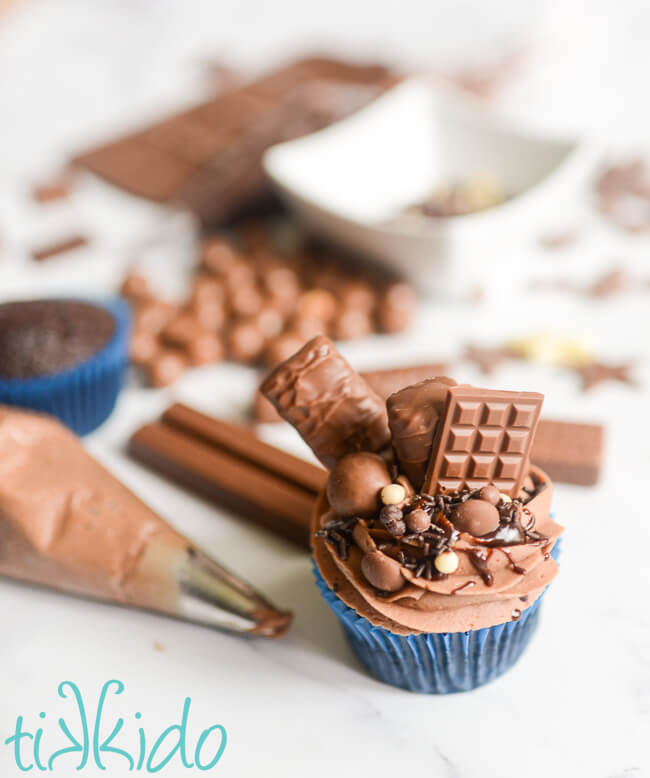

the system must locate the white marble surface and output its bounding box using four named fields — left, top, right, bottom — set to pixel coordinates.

left=1, top=1, right=650, bottom=776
